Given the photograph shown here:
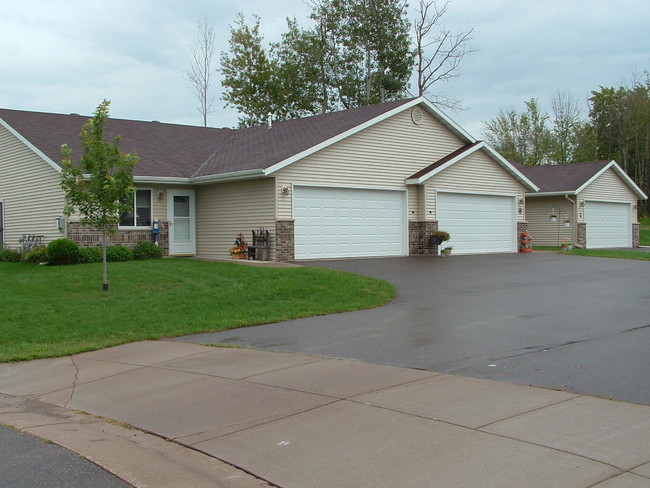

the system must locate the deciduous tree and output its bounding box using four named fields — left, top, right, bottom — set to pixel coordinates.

left=413, top=0, right=475, bottom=109
left=60, top=100, right=138, bottom=291
left=185, top=15, right=217, bottom=127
